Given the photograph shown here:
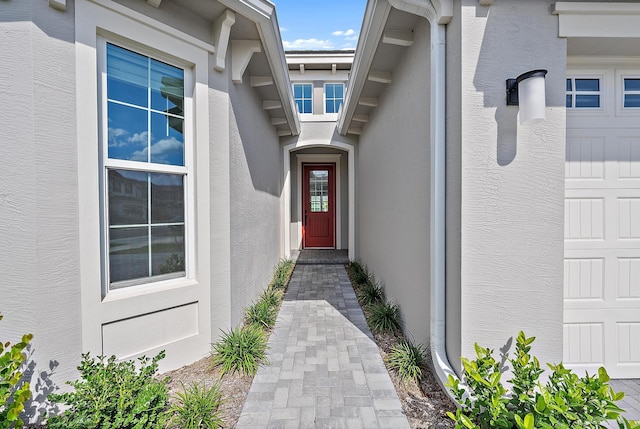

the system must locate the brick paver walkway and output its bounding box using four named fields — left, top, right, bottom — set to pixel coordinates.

left=236, top=263, right=410, bottom=429
left=611, top=379, right=640, bottom=421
